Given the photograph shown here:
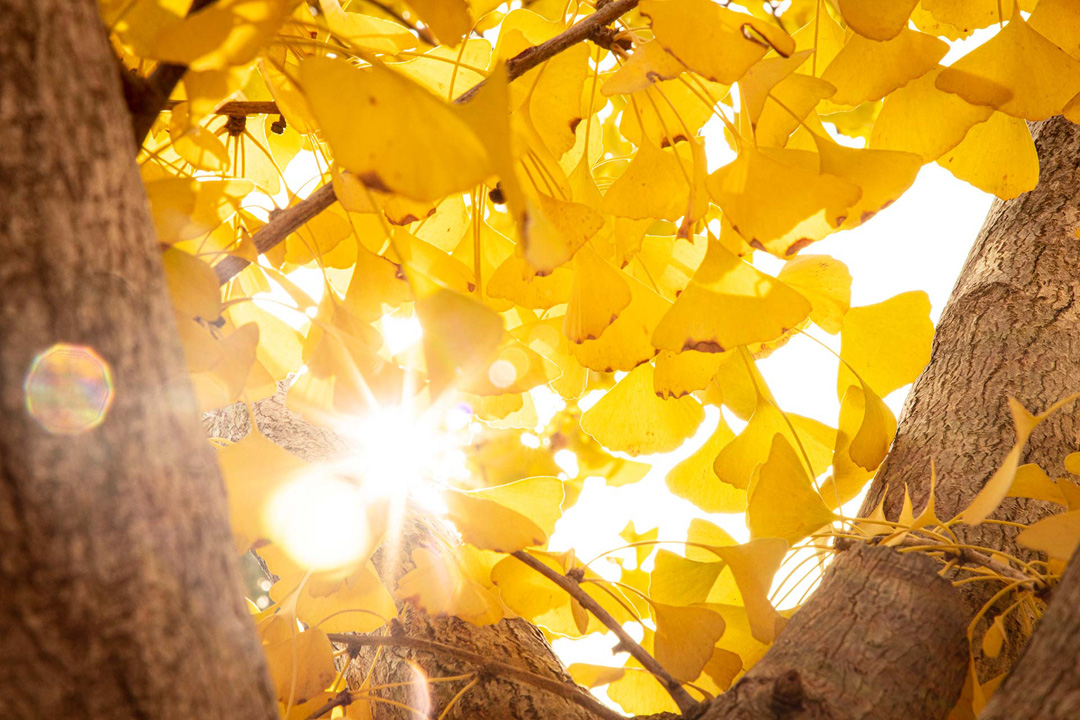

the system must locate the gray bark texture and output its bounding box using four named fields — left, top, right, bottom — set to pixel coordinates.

left=0, top=1, right=277, bottom=718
